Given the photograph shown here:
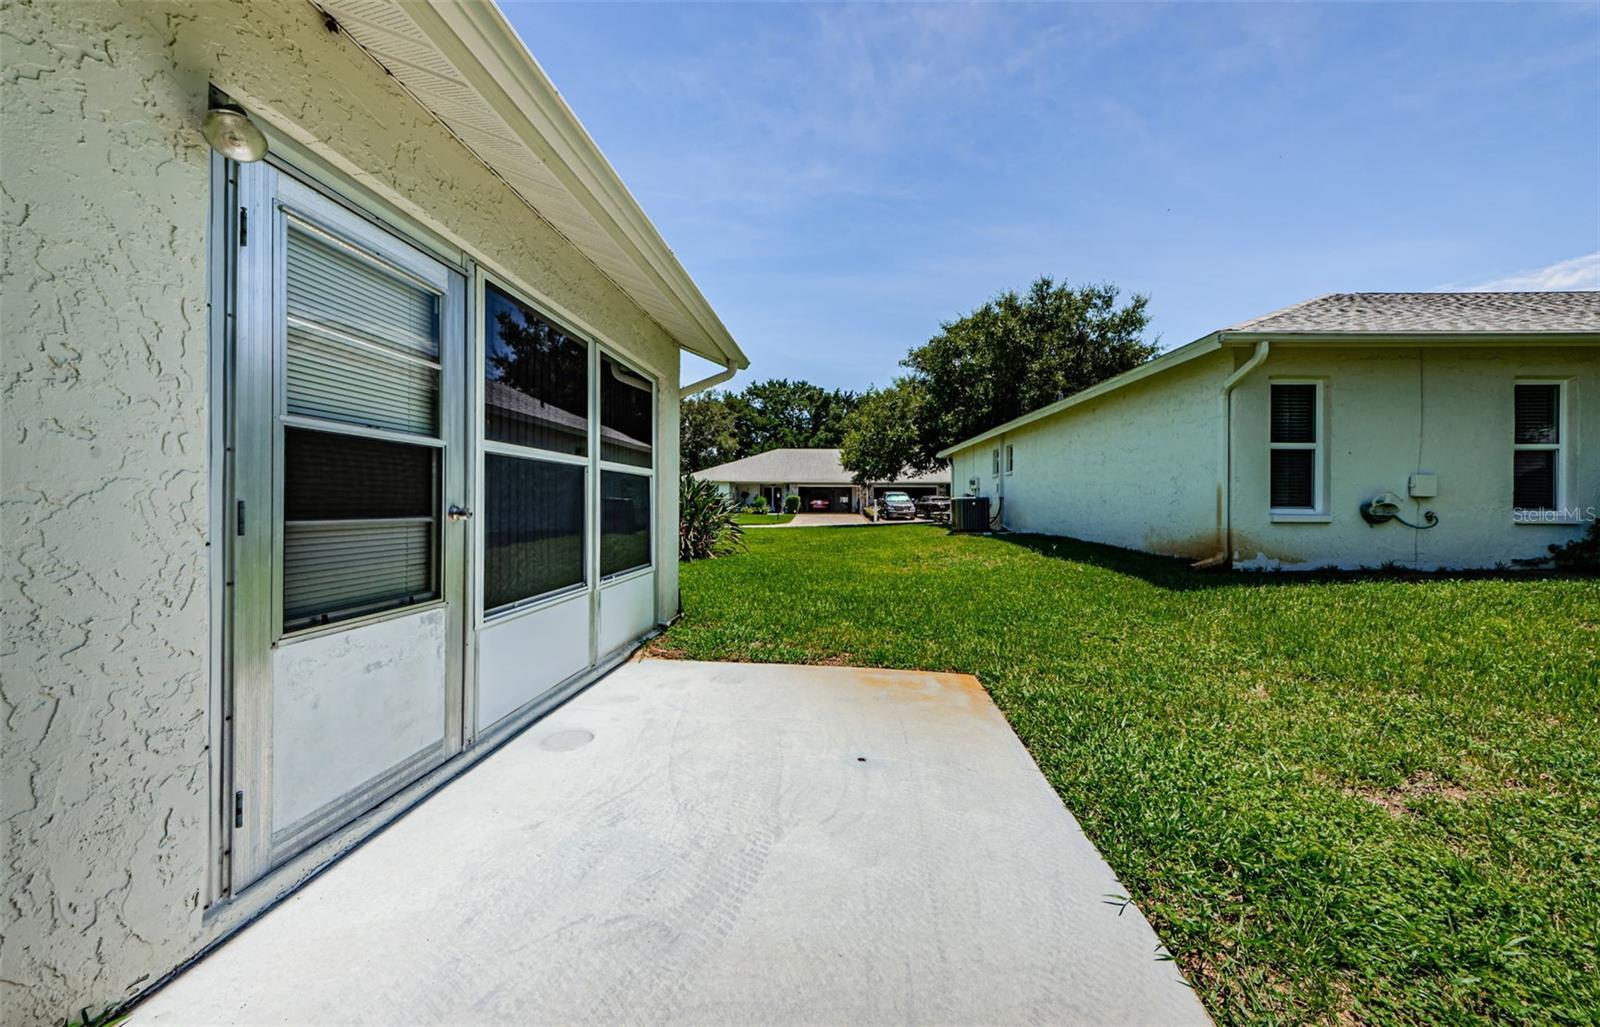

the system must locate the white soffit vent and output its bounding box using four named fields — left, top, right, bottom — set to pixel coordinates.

left=316, top=0, right=746, bottom=369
